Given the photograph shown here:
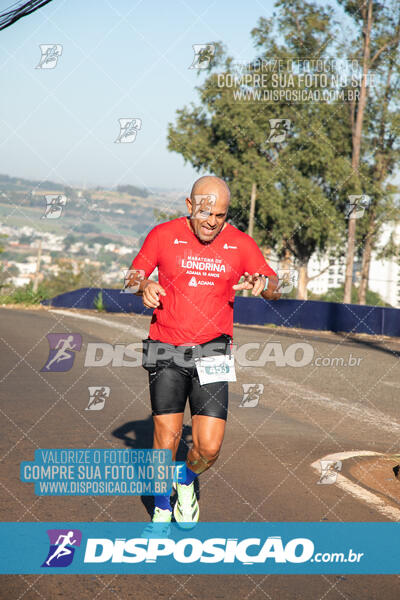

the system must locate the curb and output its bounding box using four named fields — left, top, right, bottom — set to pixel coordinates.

left=311, top=450, right=400, bottom=521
